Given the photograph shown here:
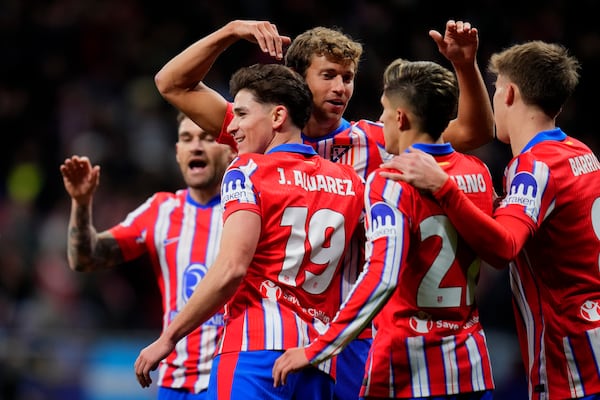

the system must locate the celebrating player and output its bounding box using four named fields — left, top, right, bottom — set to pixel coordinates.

left=272, top=58, right=496, bottom=399
left=60, top=113, right=235, bottom=399
left=152, top=18, right=493, bottom=399
left=134, top=63, right=365, bottom=399
left=385, top=41, right=600, bottom=399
